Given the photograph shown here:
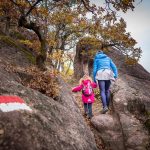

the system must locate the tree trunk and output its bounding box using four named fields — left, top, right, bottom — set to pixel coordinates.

left=60, top=61, right=64, bottom=72
left=18, top=16, right=48, bottom=70
left=74, top=56, right=84, bottom=79
left=65, top=60, right=72, bottom=75
left=36, top=38, right=49, bottom=70
left=59, top=40, right=65, bottom=72
left=5, top=16, right=10, bottom=35
left=74, top=41, right=95, bottom=79
left=88, top=60, right=93, bottom=77
left=43, top=0, right=48, bottom=38
left=74, top=44, right=84, bottom=79
left=57, top=61, right=61, bottom=72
